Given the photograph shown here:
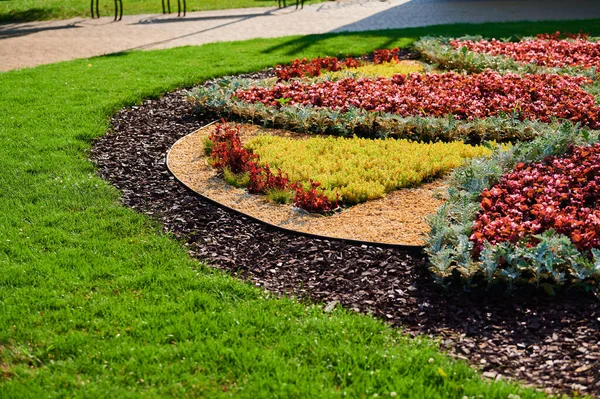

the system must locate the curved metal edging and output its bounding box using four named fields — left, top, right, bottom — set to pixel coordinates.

left=166, top=122, right=425, bottom=254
